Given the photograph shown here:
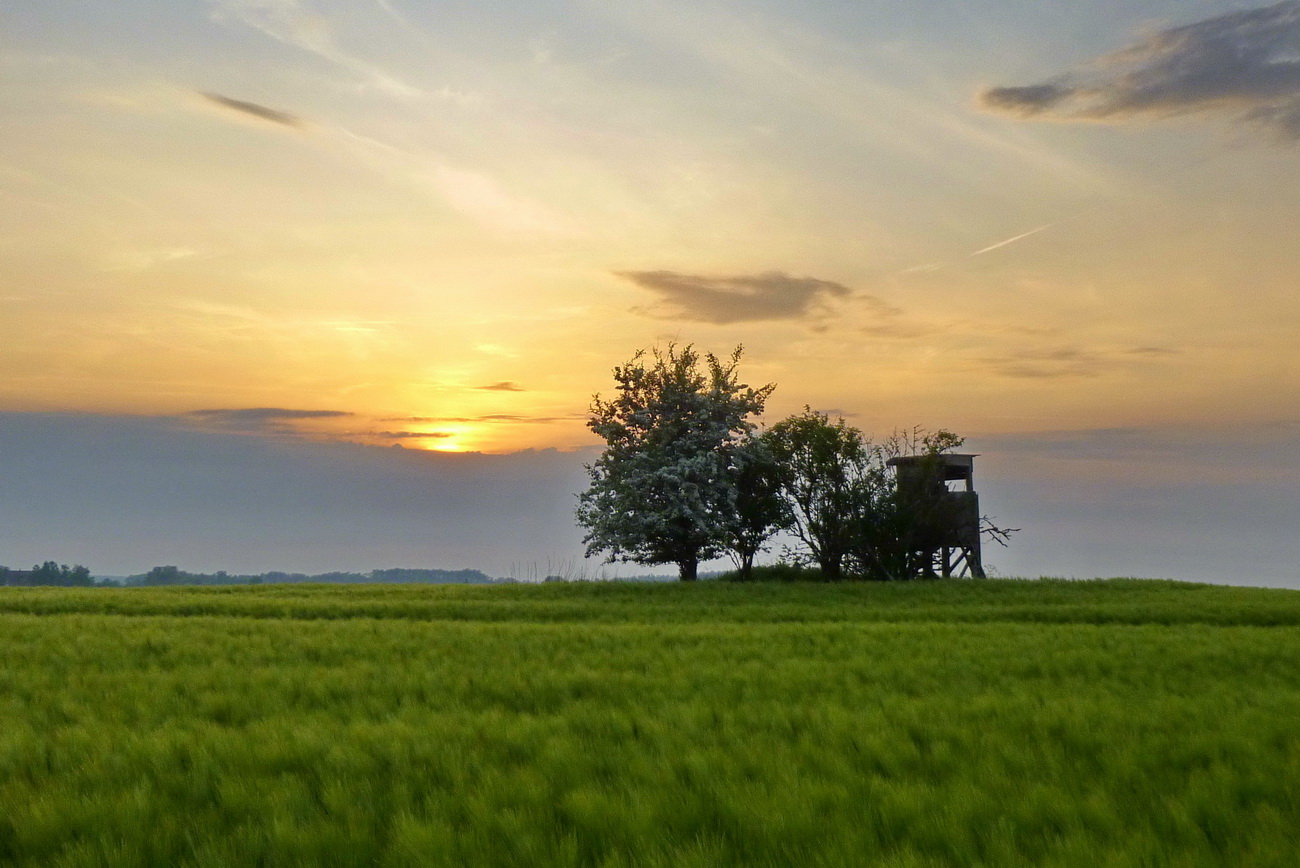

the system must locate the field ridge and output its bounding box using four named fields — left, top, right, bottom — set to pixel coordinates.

left=2, top=578, right=1299, bottom=627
